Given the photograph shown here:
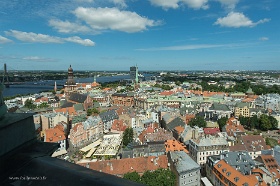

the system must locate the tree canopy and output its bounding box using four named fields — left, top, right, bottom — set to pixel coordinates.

left=189, top=115, right=207, bottom=128
left=239, top=114, right=278, bottom=131
left=122, top=127, right=134, bottom=147
left=24, top=99, right=37, bottom=109
left=217, top=116, right=228, bottom=131
left=123, top=169, right=176, bottom=186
